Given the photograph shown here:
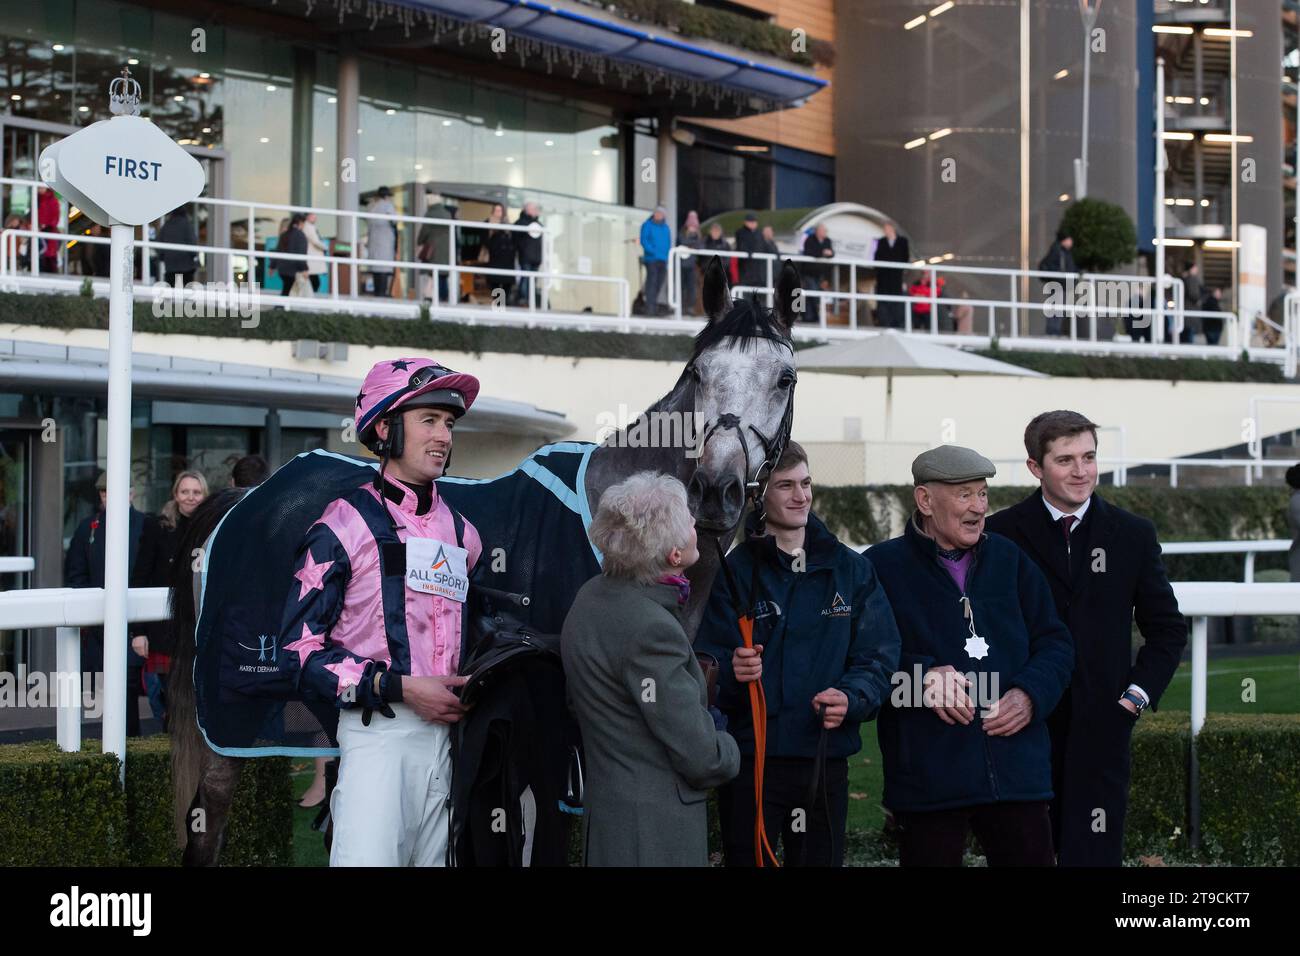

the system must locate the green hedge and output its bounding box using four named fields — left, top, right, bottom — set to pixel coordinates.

left=3, top=292, right=1283, bottom=382
left=977, top=347, right=1283, bottom=383
left=1125, top=710, right=1191, bottom=859
left=1196, top=714, right=1300, bottom=865
left=604, top=0, right=833, bottom=67
left=0, top=736, right=291, bottom=866
left=1127, top=712, right=1300, bottom=865
left=817, top=485, right=1291, bottom=581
